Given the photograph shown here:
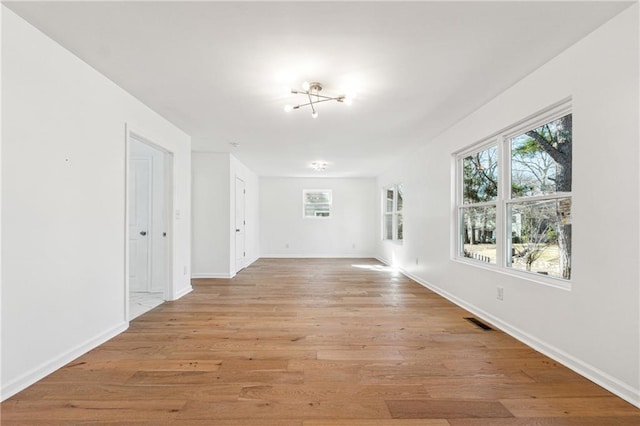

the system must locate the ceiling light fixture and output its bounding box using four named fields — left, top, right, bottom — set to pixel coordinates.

left=311, top=161, right=328, bottom=171
left=284, top=81, right=353, bottom=118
